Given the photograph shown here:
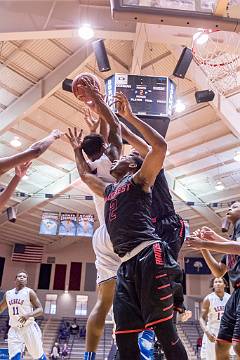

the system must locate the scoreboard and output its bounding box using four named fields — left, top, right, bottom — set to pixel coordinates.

left=105, top=74, right=176, bottom=118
